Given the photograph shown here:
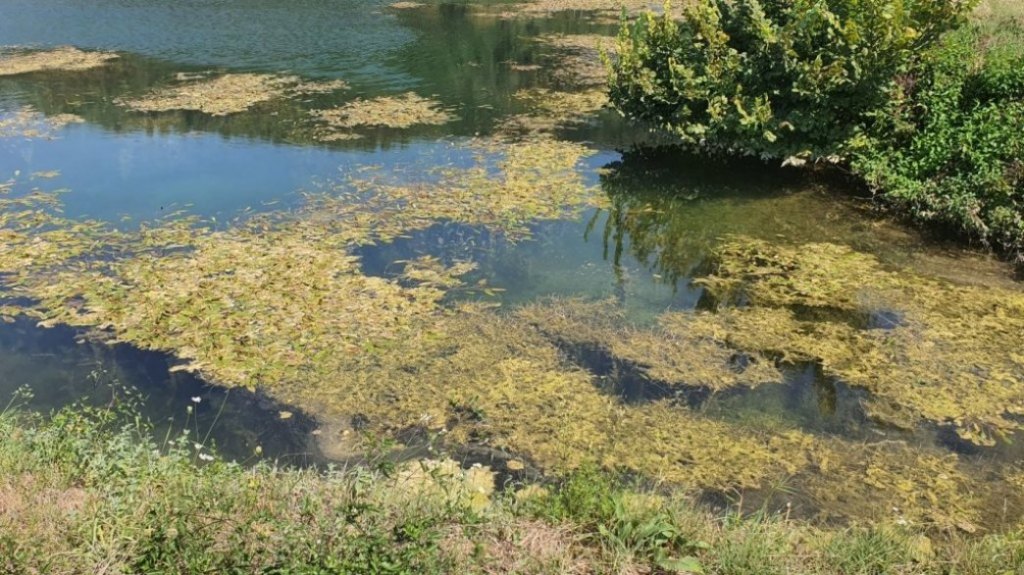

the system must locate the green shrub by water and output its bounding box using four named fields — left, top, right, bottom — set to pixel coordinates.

left=850, top=17, right=1024, bottom=255
left=611, top=0, right=1024, bottom=259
